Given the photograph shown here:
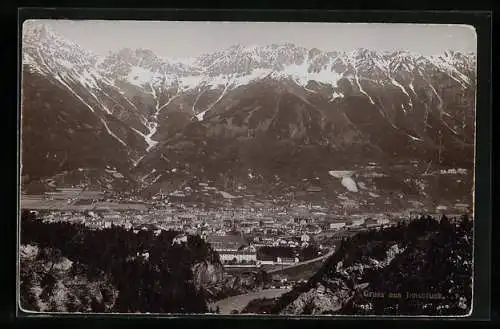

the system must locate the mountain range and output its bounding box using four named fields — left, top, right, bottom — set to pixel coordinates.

left=20, top=22, right=476, bottom=208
